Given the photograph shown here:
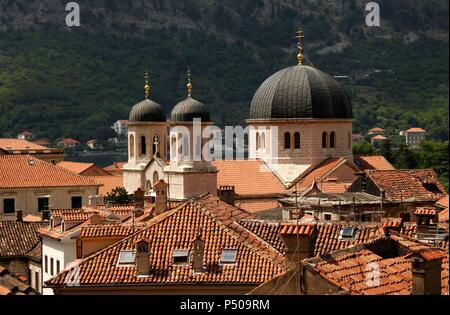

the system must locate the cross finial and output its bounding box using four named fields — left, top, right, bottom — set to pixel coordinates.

left=187, top=66, right=193, bottom=97
left=295, top=28, right=304, bottom=65
left=144, top=69, right=150, bottom=99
